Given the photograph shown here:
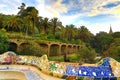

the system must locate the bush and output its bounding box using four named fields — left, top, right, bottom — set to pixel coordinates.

left=105, top=46, right=120, bottom=60
left=48, top=56, right=64, bottom=62
left=19, top=41, right=45, bottom=56
left=68, top=54, right=78, bottom=62
left=0, top=29, right=9, bottom=54
left=77, top=46, right=96, bottom=63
